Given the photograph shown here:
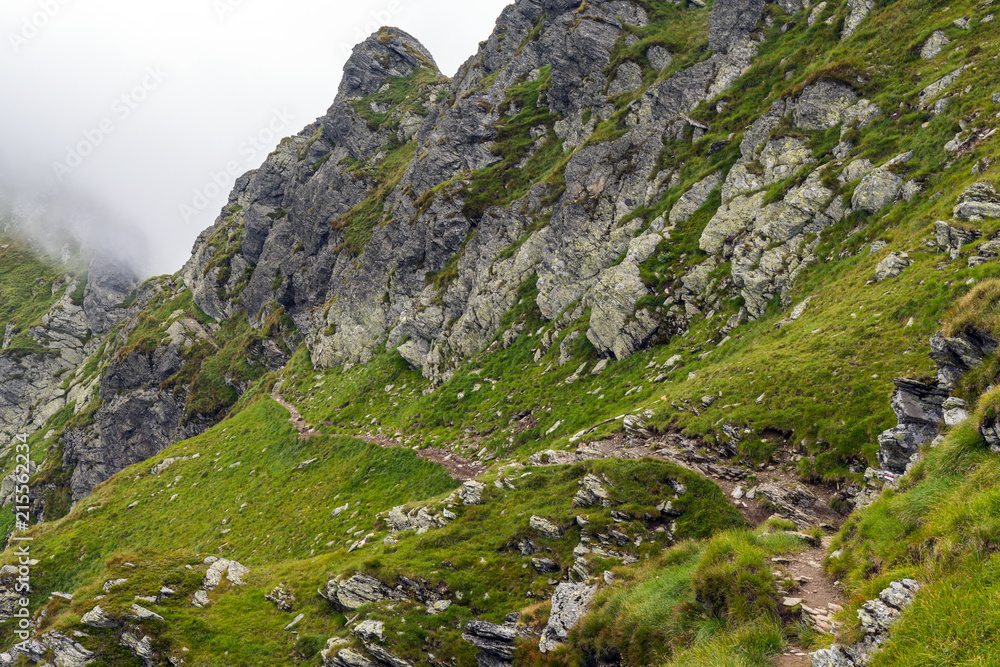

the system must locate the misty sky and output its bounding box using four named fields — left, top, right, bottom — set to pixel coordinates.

left=0, top=0, right=511, bottom=275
